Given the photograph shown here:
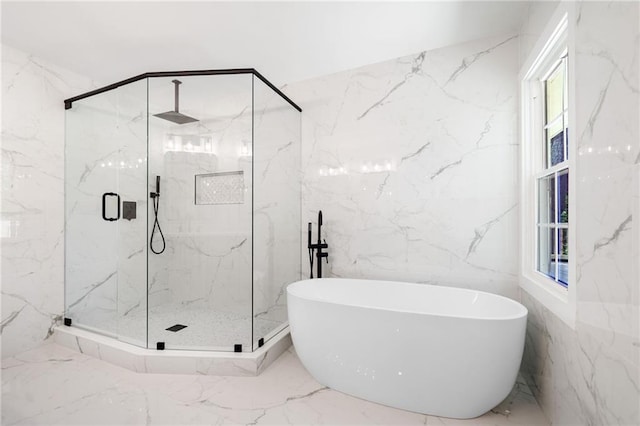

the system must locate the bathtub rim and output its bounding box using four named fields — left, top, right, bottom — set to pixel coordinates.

left=287, top=278, right=528, bottom=321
